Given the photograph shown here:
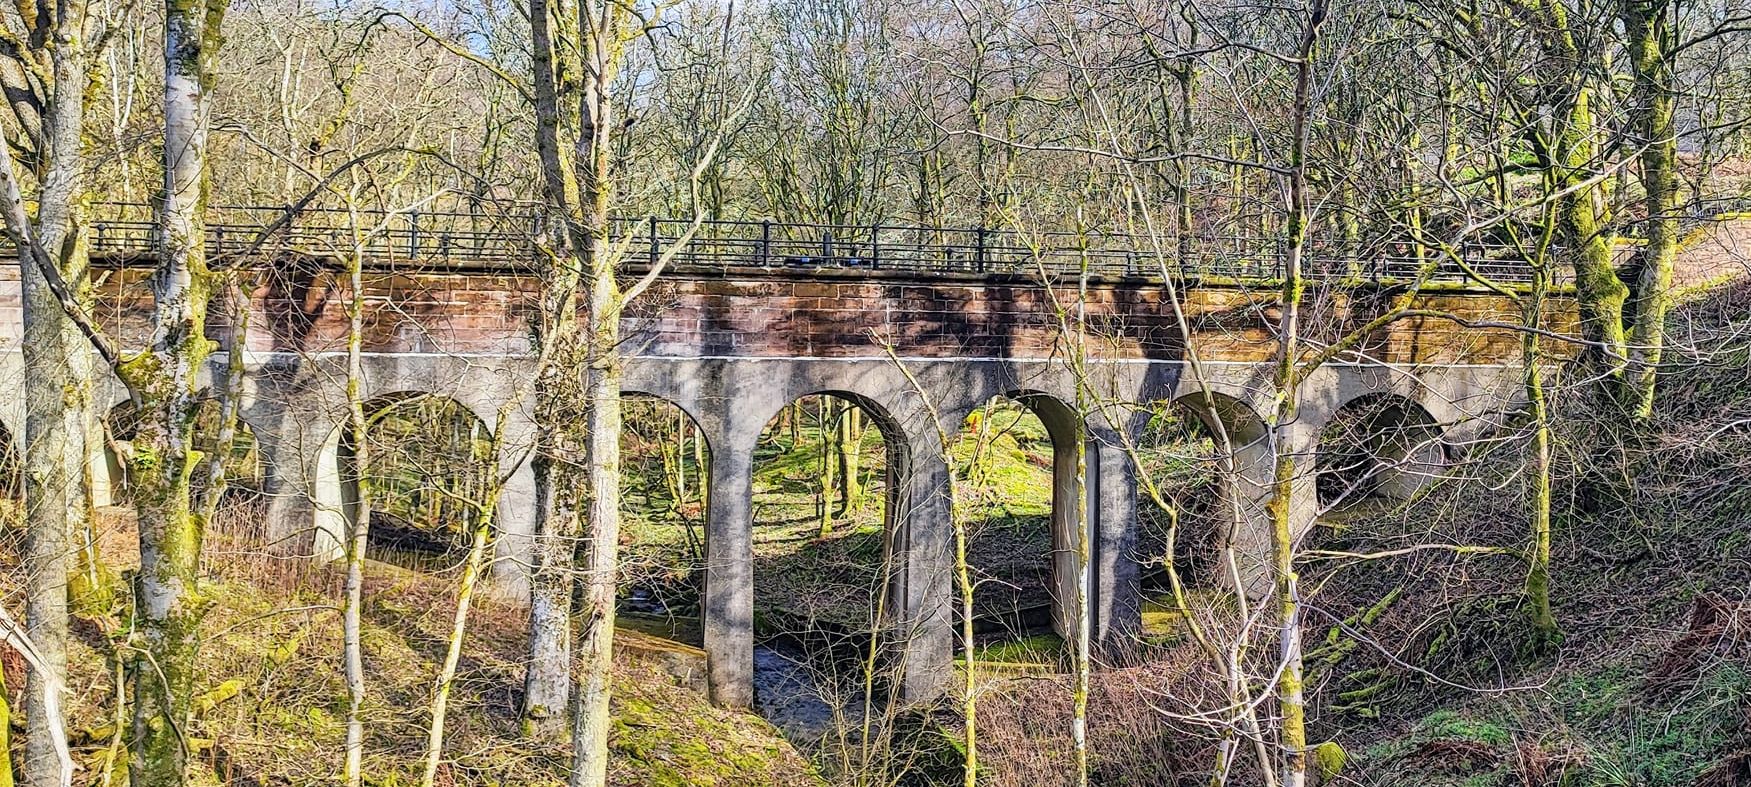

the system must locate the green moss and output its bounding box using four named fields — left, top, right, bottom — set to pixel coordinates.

left=0, top=655, right=12, bottom=787
left=1313, top=741, right=1345, bottom=781
left=1416, top=710, right=1511, bottom=747
left=965, top=633, right=1063, bottom=665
